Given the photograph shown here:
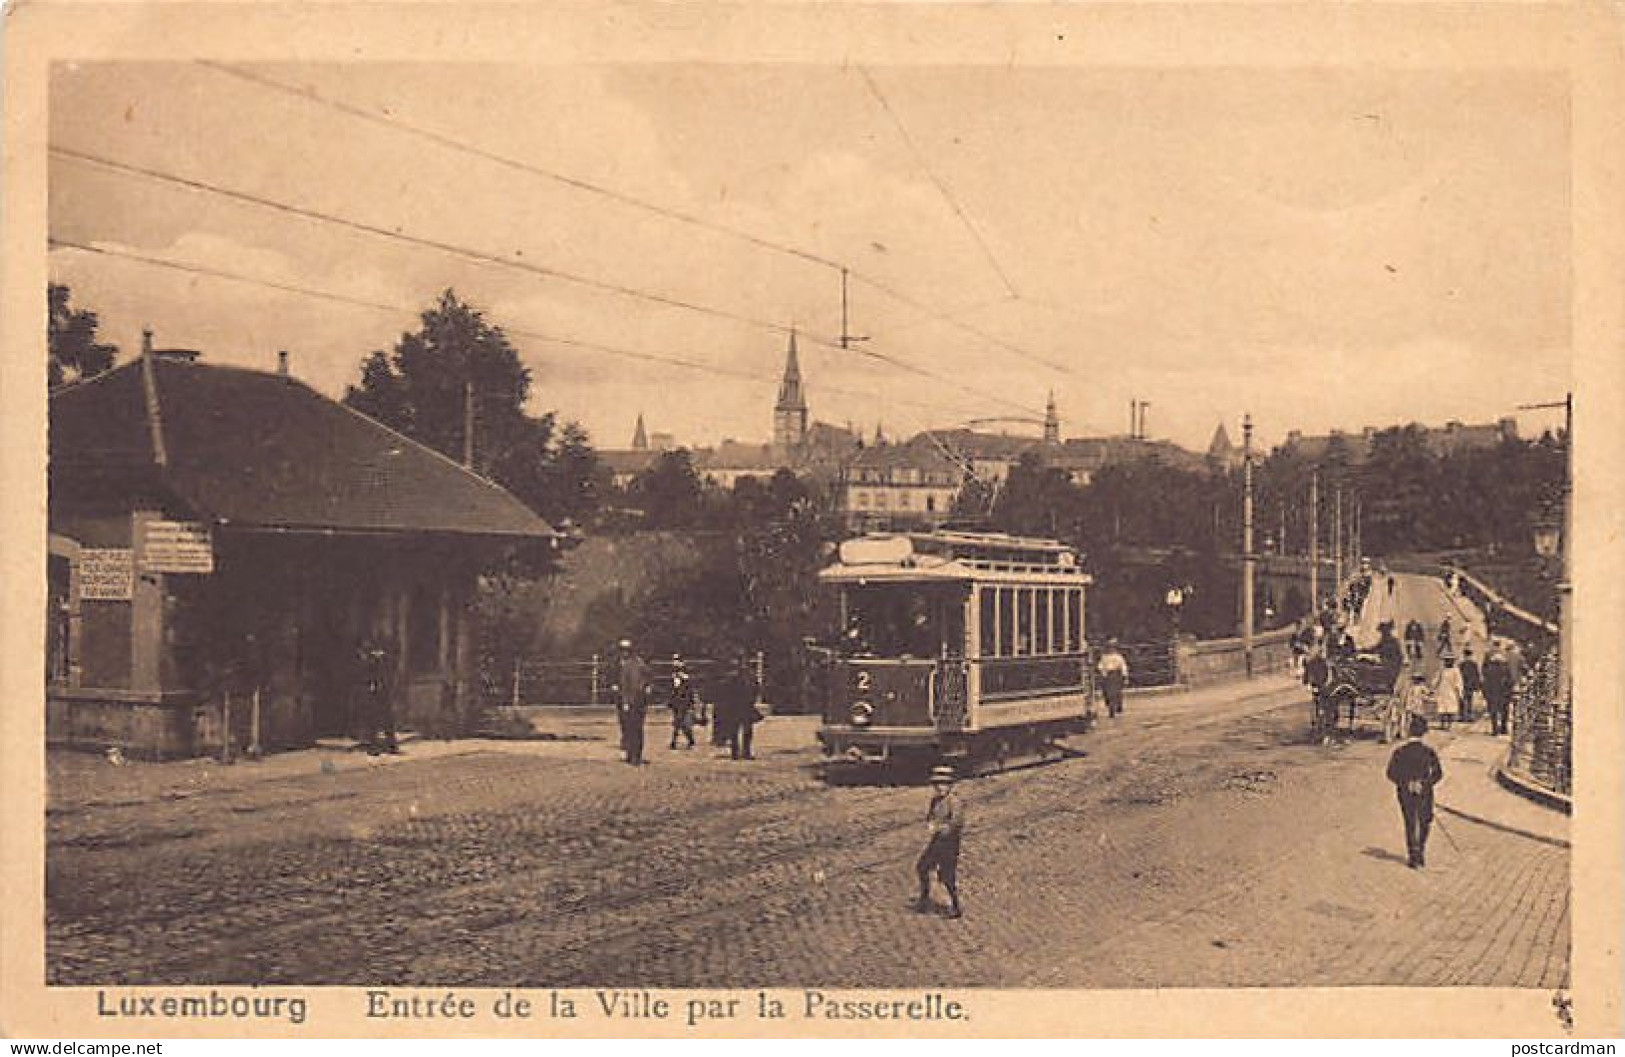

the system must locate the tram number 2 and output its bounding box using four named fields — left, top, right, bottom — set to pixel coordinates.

left=855, top=671, right=872, bottom=692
